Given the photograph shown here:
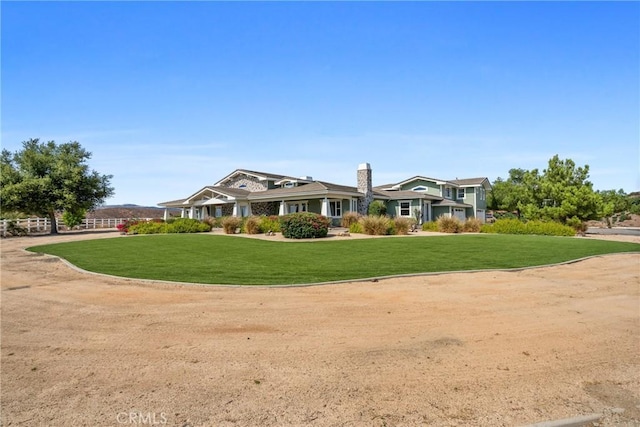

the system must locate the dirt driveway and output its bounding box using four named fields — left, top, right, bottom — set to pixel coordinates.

left=1, top=232, right=639, bottom=426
